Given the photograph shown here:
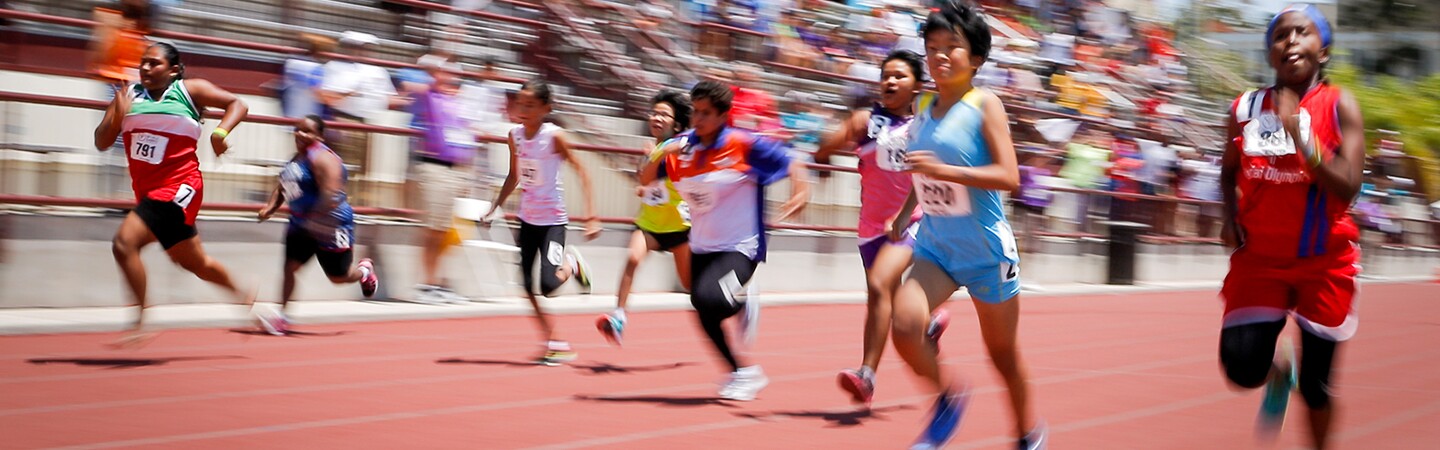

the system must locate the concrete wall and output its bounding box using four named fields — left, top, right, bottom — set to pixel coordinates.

left=5, top=214, right=1435, bottom=308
